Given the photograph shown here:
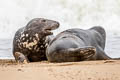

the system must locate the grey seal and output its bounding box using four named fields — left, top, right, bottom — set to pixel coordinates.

left=13, top=18, right=59, bottom=63
left=46, top=26, right=111, bottom=62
